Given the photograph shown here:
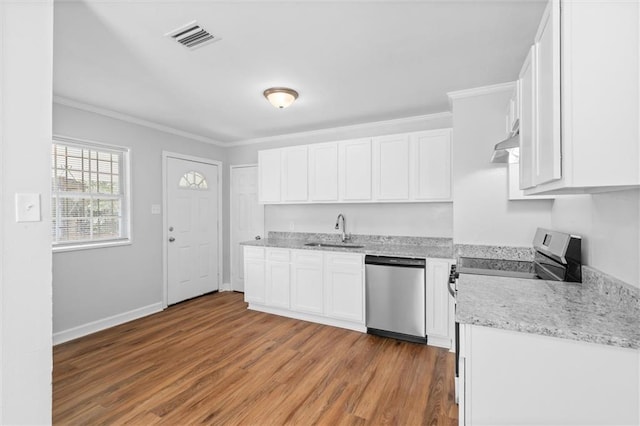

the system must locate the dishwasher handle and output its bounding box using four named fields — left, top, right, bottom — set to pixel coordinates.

left=365, top=255, right=425, bottom=268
